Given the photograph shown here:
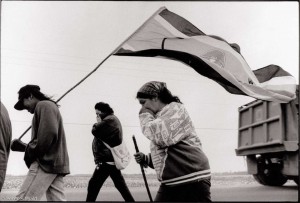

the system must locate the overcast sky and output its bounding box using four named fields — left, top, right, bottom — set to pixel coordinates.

left=1, top=1, right=299, bottom=175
